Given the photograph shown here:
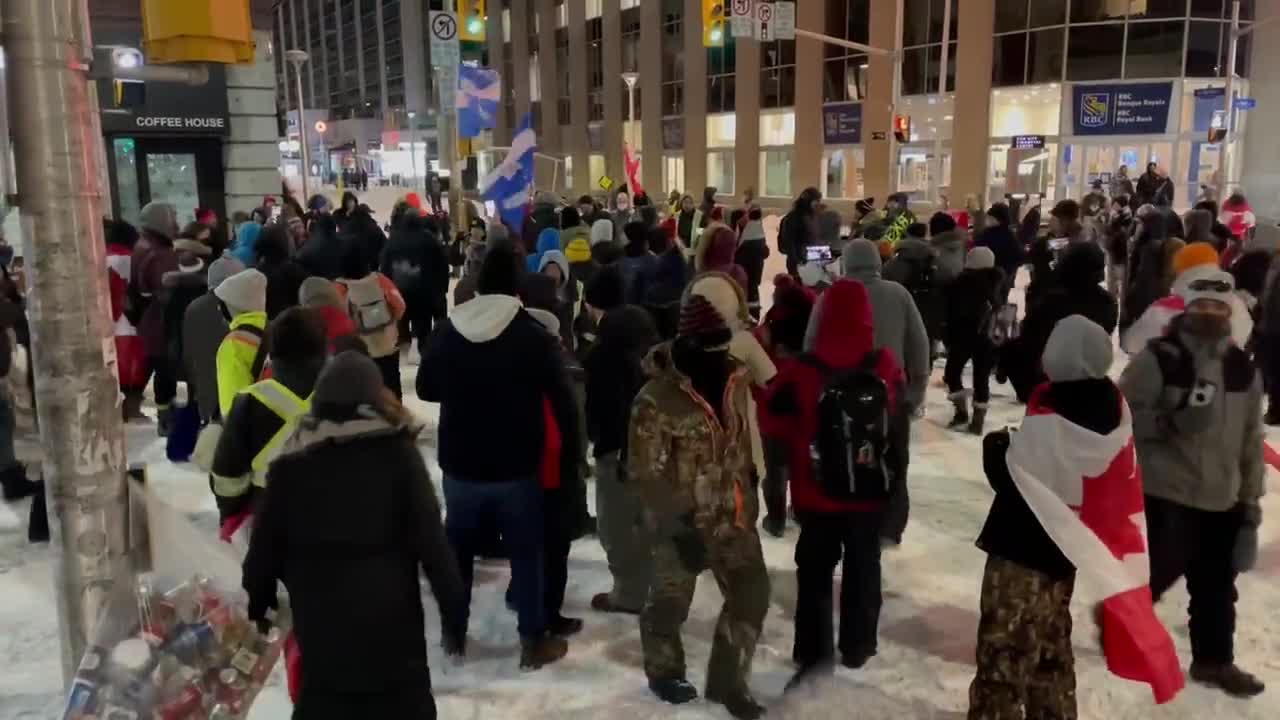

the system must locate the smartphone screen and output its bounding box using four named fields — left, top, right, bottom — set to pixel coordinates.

left=806, top=245, right=833, bottom=263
